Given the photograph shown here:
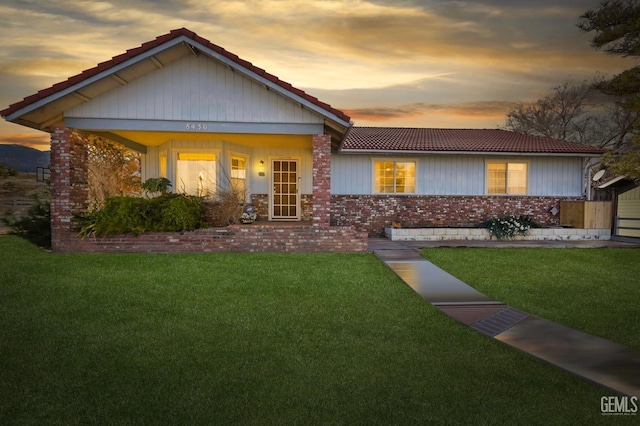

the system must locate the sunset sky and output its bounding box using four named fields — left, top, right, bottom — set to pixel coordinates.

left=0, top=0, right=633, bottom=151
